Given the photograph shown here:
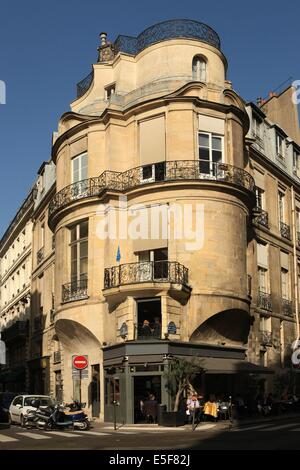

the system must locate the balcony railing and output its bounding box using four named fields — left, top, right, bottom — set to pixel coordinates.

left=1, top=321, right=28, bottom=342
left=280, top=221, right=291, bottom=240
left=260, top=330, right=273, bottom=347
left=53, top=351, right=61, bottom=364
left=49, top=160, right=255, bottom=220
left=104, top=261, right=189, bottom=289
left=49, top=177, right=103, bottom=218
left=37, top=247, right=44, bottom=265
left=254, top=208, right=269, bottom=228
left=258, top=291, right=272, bottom=311
left=282, top=298, right=293, bottom=317
left=62, top=276, right=88, bottom=303
left=76, top=70, right=94, bottom=98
